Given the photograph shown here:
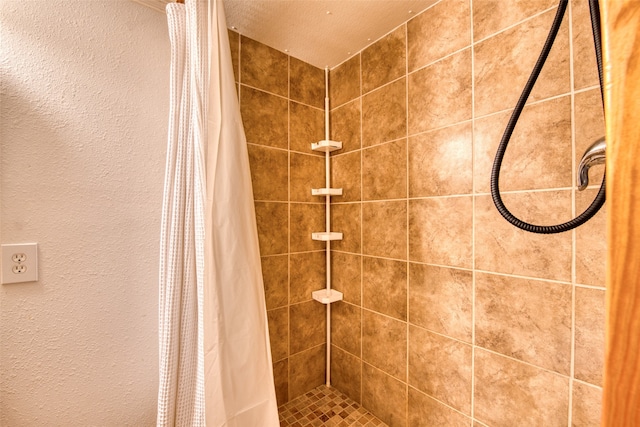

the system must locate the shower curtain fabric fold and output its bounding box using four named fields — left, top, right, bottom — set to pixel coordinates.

left=158, top=1, right=279, bottom=426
